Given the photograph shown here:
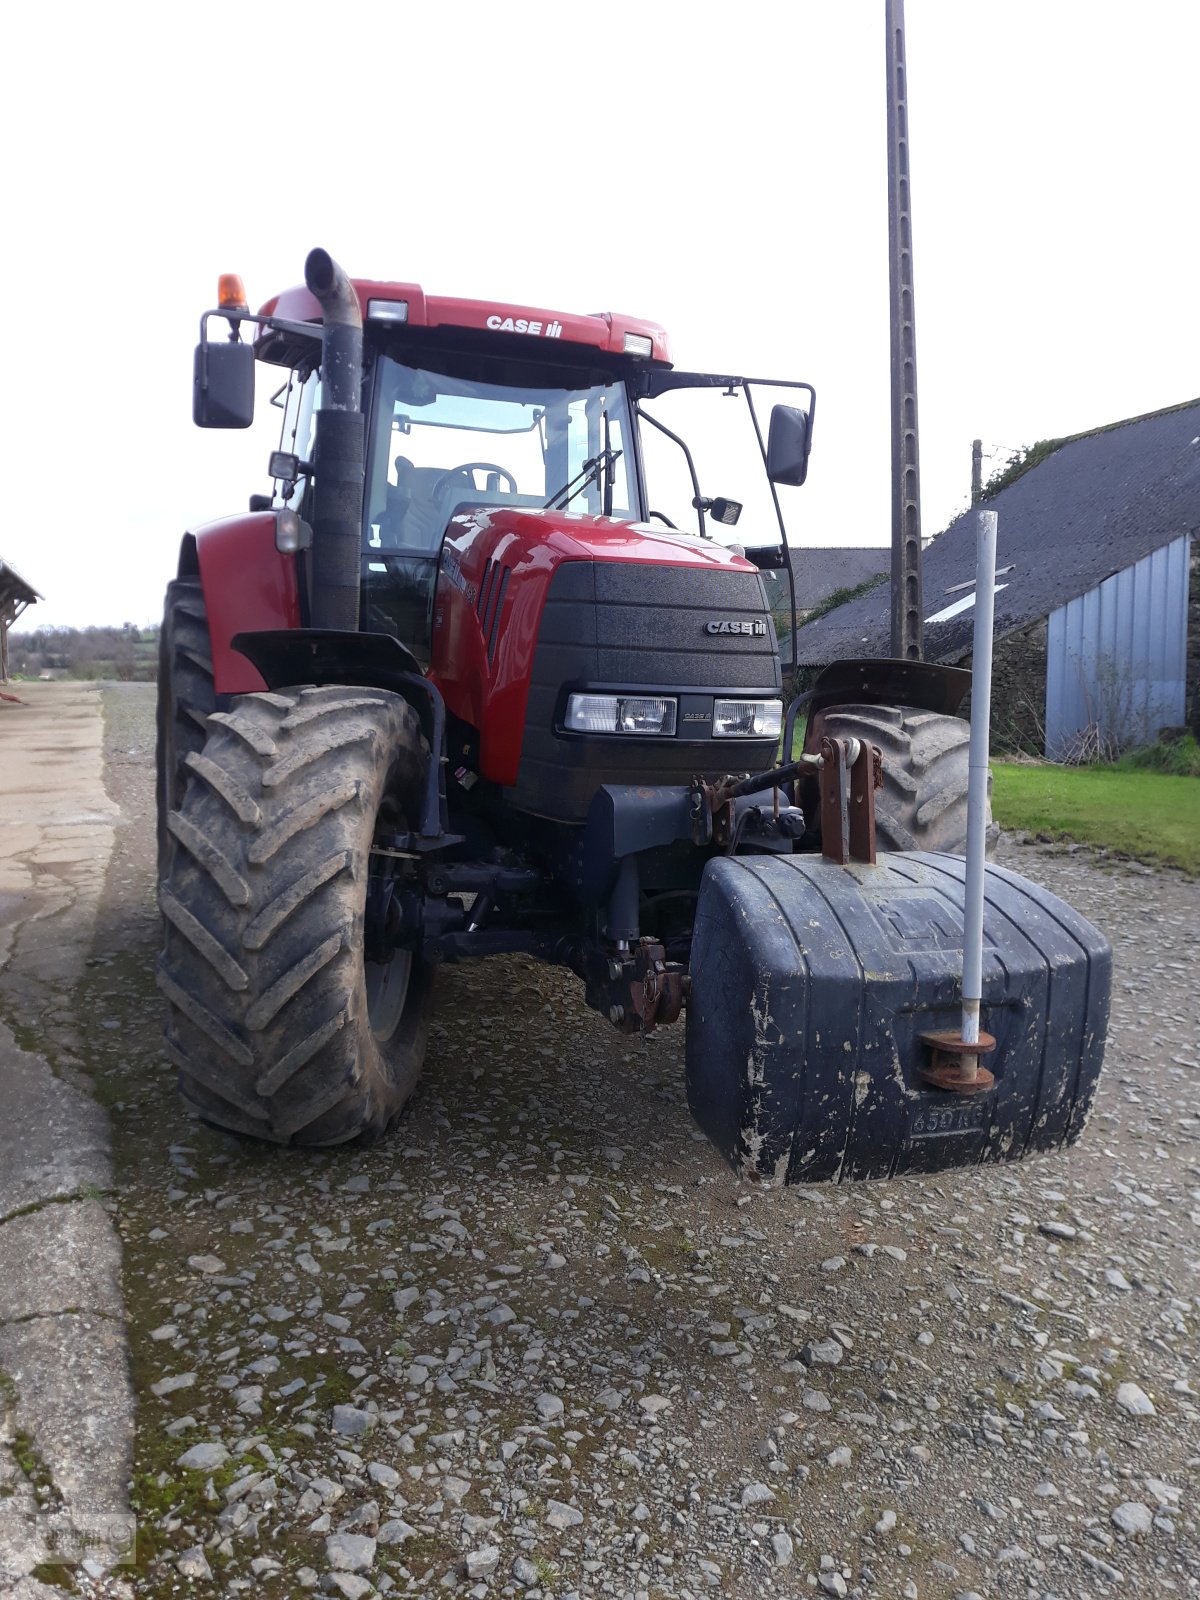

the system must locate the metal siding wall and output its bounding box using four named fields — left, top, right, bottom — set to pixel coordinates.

left=1044, top=533, right=1191, bottom=758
